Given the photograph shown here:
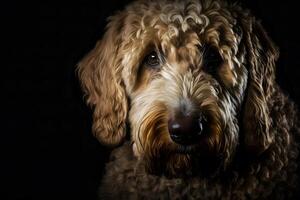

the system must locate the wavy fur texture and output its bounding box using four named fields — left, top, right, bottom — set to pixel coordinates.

left=78, top=0, right=299, bottom=199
